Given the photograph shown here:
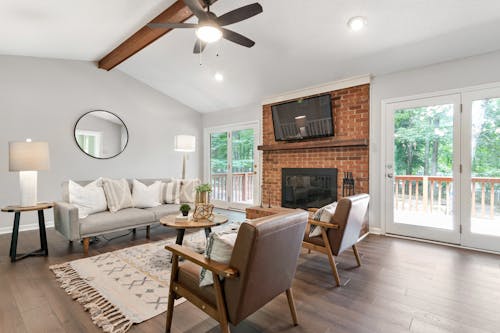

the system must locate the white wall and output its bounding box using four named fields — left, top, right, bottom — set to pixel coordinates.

left=0, top=55, right=202, bottom=229
left=370, top=50, right=500, bottom=232
left=201, top=103, right=261, bottom=128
